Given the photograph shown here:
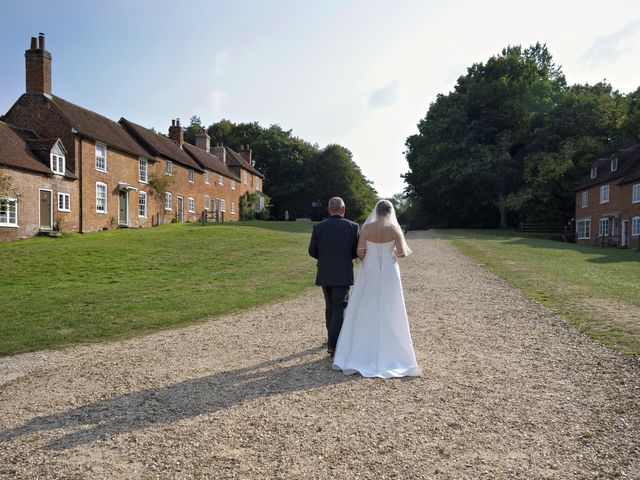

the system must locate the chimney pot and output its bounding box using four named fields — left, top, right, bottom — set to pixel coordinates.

left=25, top=33, right=52, bottom=95
left=177, top=118, right=181, bottom=126
left=38, top=33, right=45, bottom=50
left=30, top=37, right=37, bottom=49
